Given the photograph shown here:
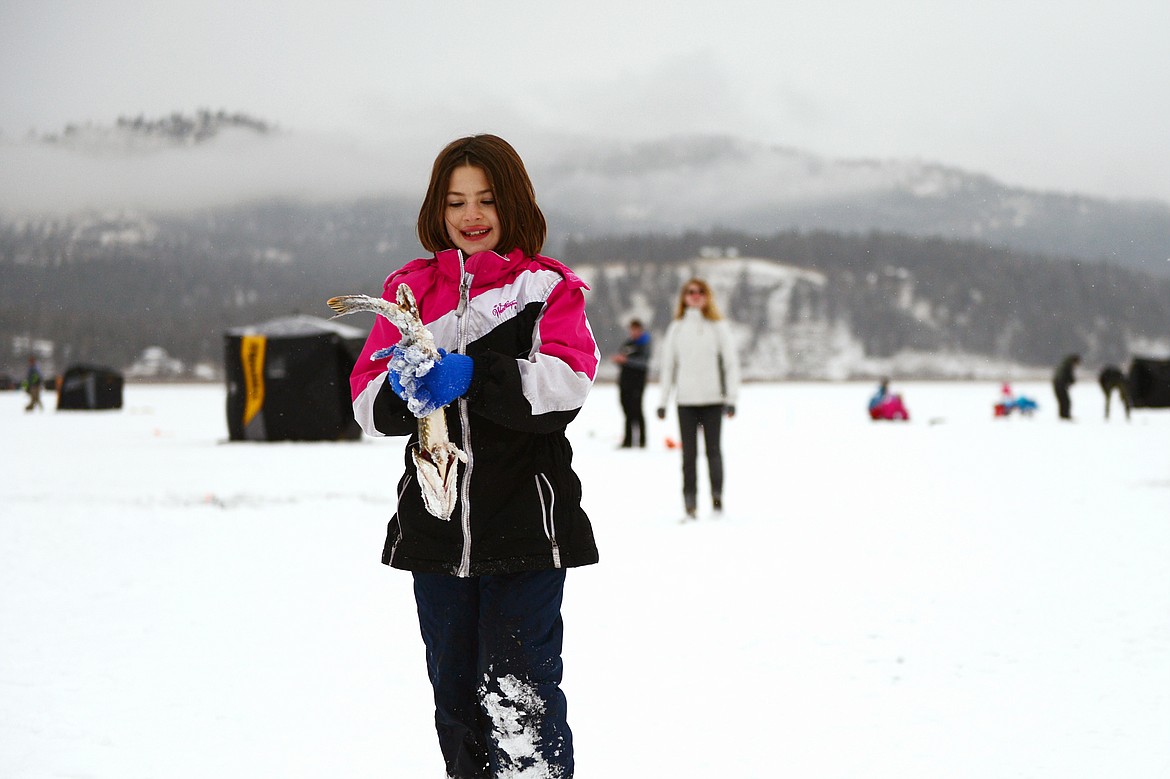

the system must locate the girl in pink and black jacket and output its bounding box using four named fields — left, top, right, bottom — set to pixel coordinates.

left=349, top=135, right=597, bottom=778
